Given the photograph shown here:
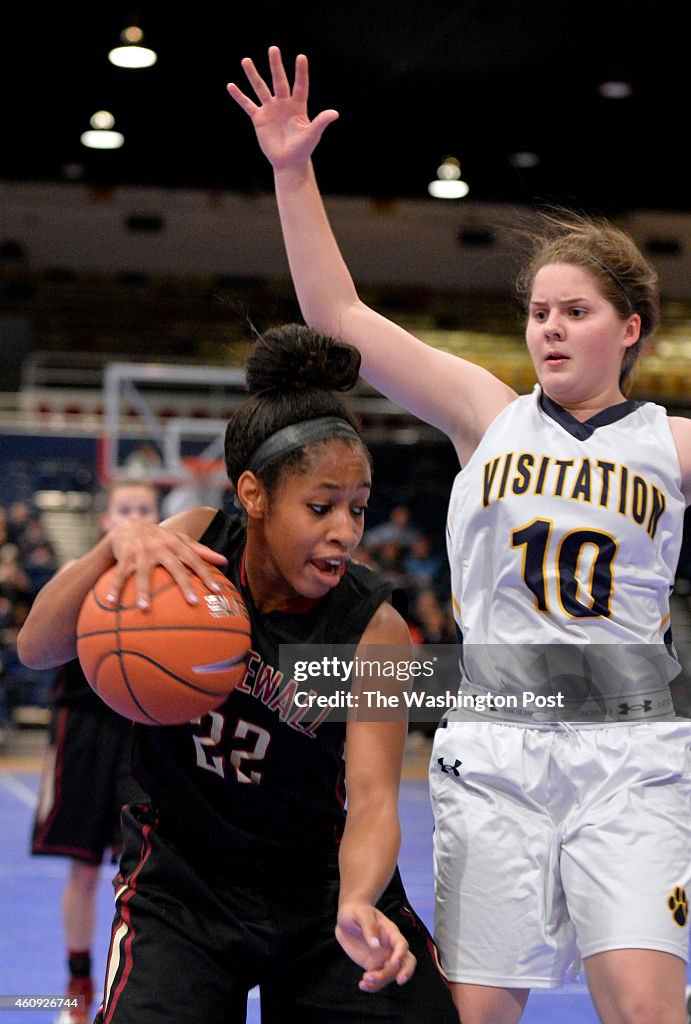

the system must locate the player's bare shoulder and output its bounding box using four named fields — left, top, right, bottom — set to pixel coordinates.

left=358, top=598, right=412, bottom=648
